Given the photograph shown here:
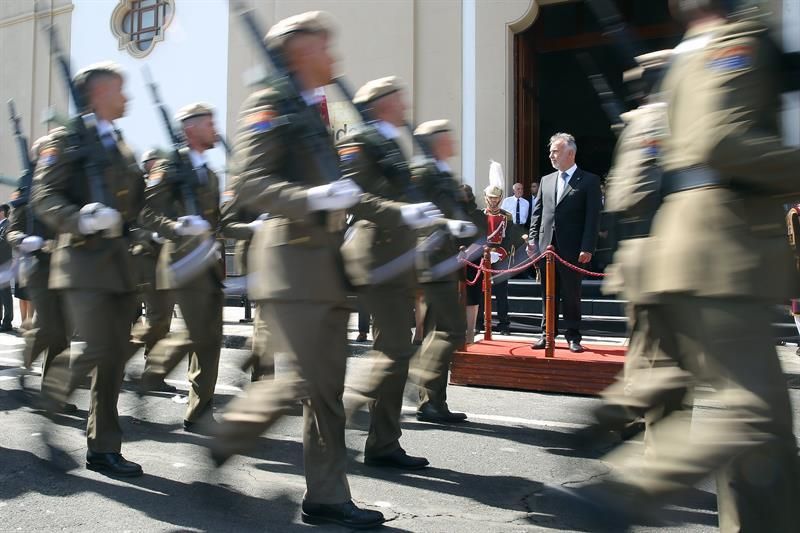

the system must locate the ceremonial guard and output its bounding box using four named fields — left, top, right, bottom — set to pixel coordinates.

left=207, top=13, right=438, bottom=528
left=7, top=136, right=75, bottom=413
left=547, top=2, right=800, bottom=529
left=475, top=172, right=514, bottom=335
left=32, top=62, right=145, bottom=477
left=139, top=103, right=225, bottom=433
left=410, top=119, right=475, bottom=423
